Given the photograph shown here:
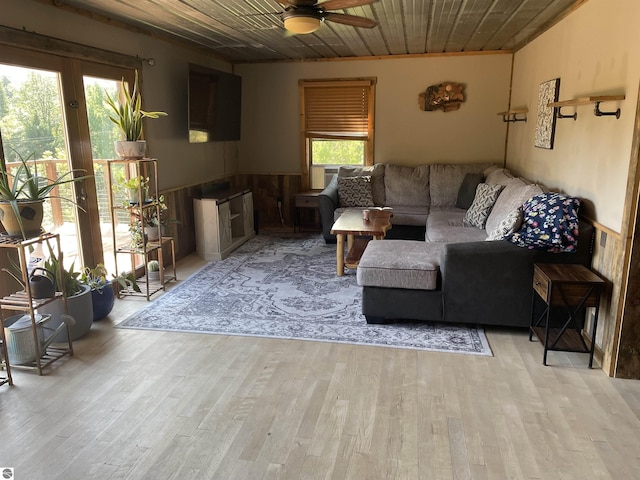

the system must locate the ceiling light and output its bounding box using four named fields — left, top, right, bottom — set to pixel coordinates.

left=283, top=15, right=322, bottom=35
